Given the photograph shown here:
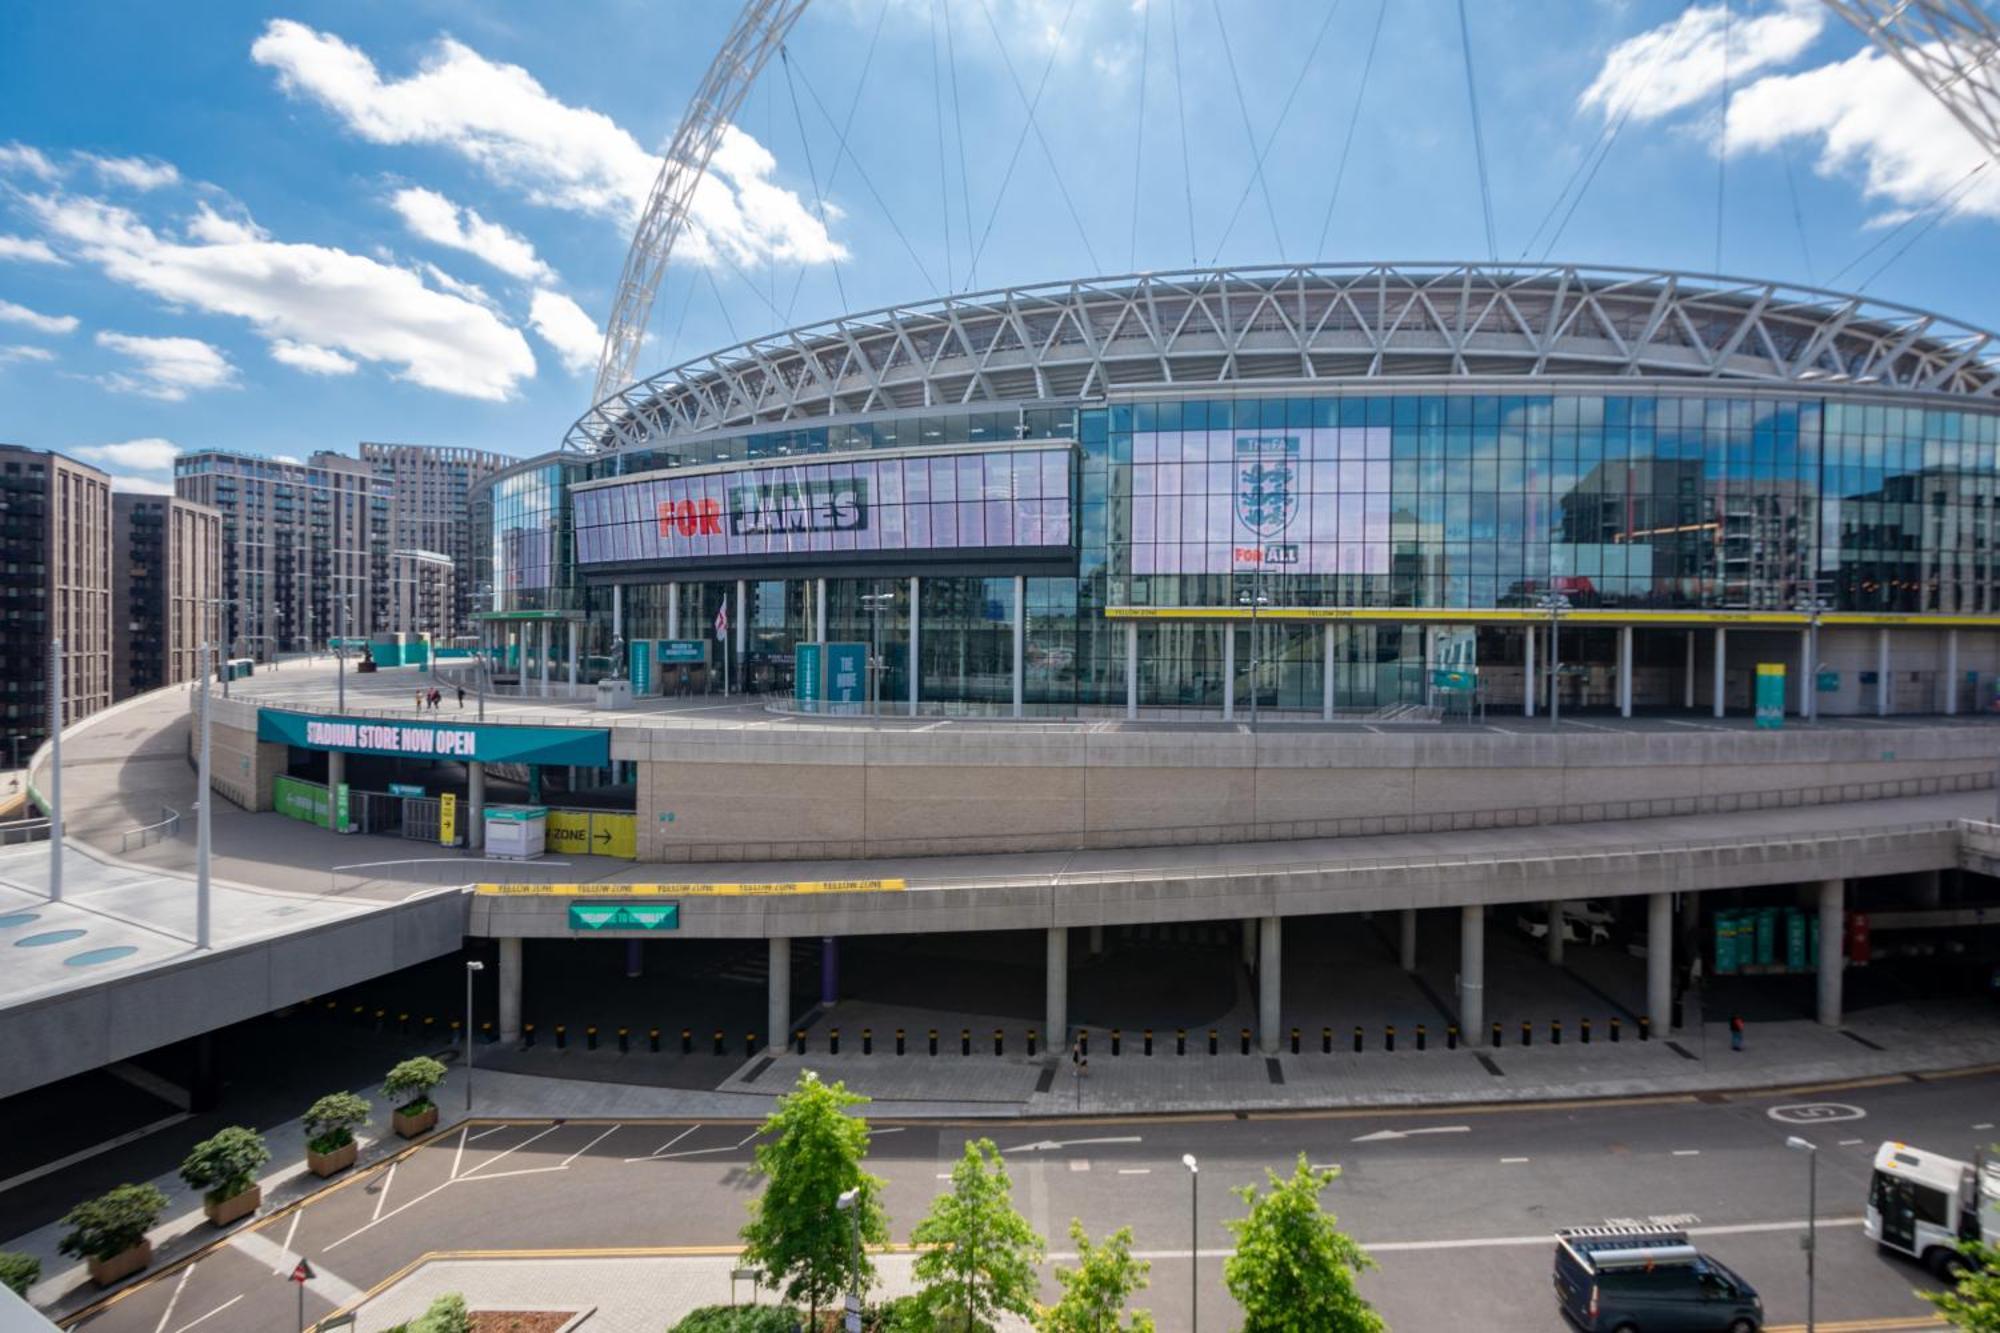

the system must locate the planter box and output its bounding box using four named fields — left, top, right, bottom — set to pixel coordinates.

left=86, top=1239, right=152, bottom=1288
left=202, top=1183, right=261, bottom=1227
left=392, top=1104, right=438, bottom=1139
left=306, top=1139, right=357, bottom=1178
